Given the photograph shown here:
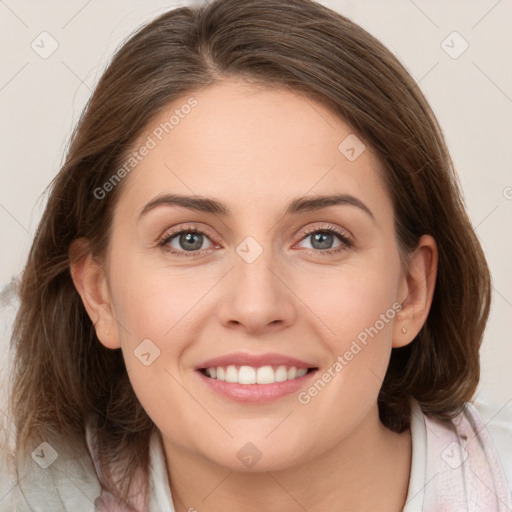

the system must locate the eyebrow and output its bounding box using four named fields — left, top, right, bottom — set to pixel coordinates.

left=138, top=193, right=375, bottom=222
